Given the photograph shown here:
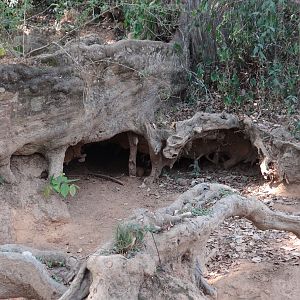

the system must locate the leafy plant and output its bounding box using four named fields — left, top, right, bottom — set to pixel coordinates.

left=0, top=47, right=6, bottom=57
left=44, top=173, right=79, bottom=198
left=189, top=0, right=300, bottom=109
left=122, top=0, right=180, bottom=40
left=0, top=0, right=32, bottom=32
left=51, top=274, right=62, bottom=283
left=0, top=176, right=4, bottom=185
left=219, top=188, right=235, bottom=198
left=113, top=223, right=159, bottom=255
